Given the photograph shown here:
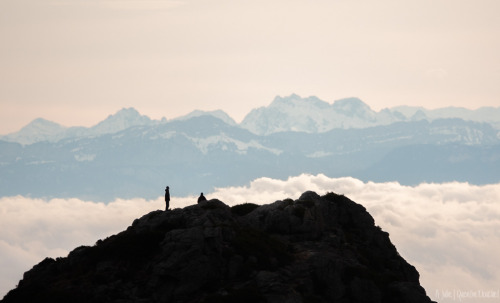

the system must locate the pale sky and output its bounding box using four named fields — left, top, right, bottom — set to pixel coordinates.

left=1, top=0, right=499, bottom=134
